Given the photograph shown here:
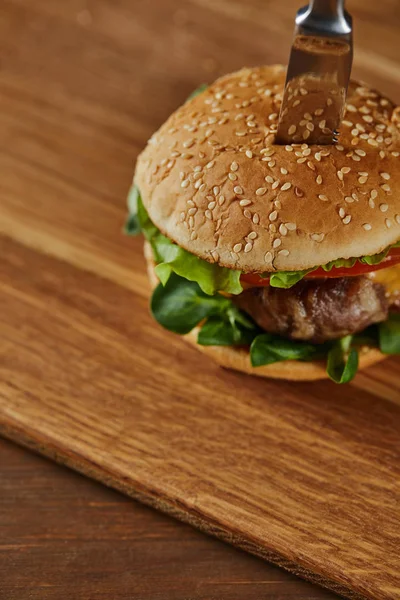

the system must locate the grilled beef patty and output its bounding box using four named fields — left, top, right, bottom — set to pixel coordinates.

left=235, top=276, right=389, bottom=343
